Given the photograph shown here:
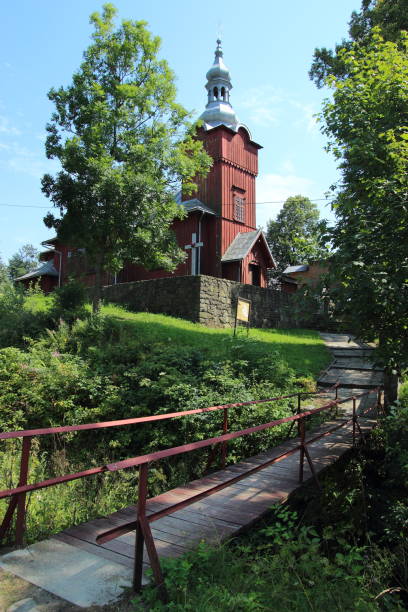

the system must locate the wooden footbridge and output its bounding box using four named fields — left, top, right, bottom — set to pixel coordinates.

left=0, top=334, right=384, bottom=608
